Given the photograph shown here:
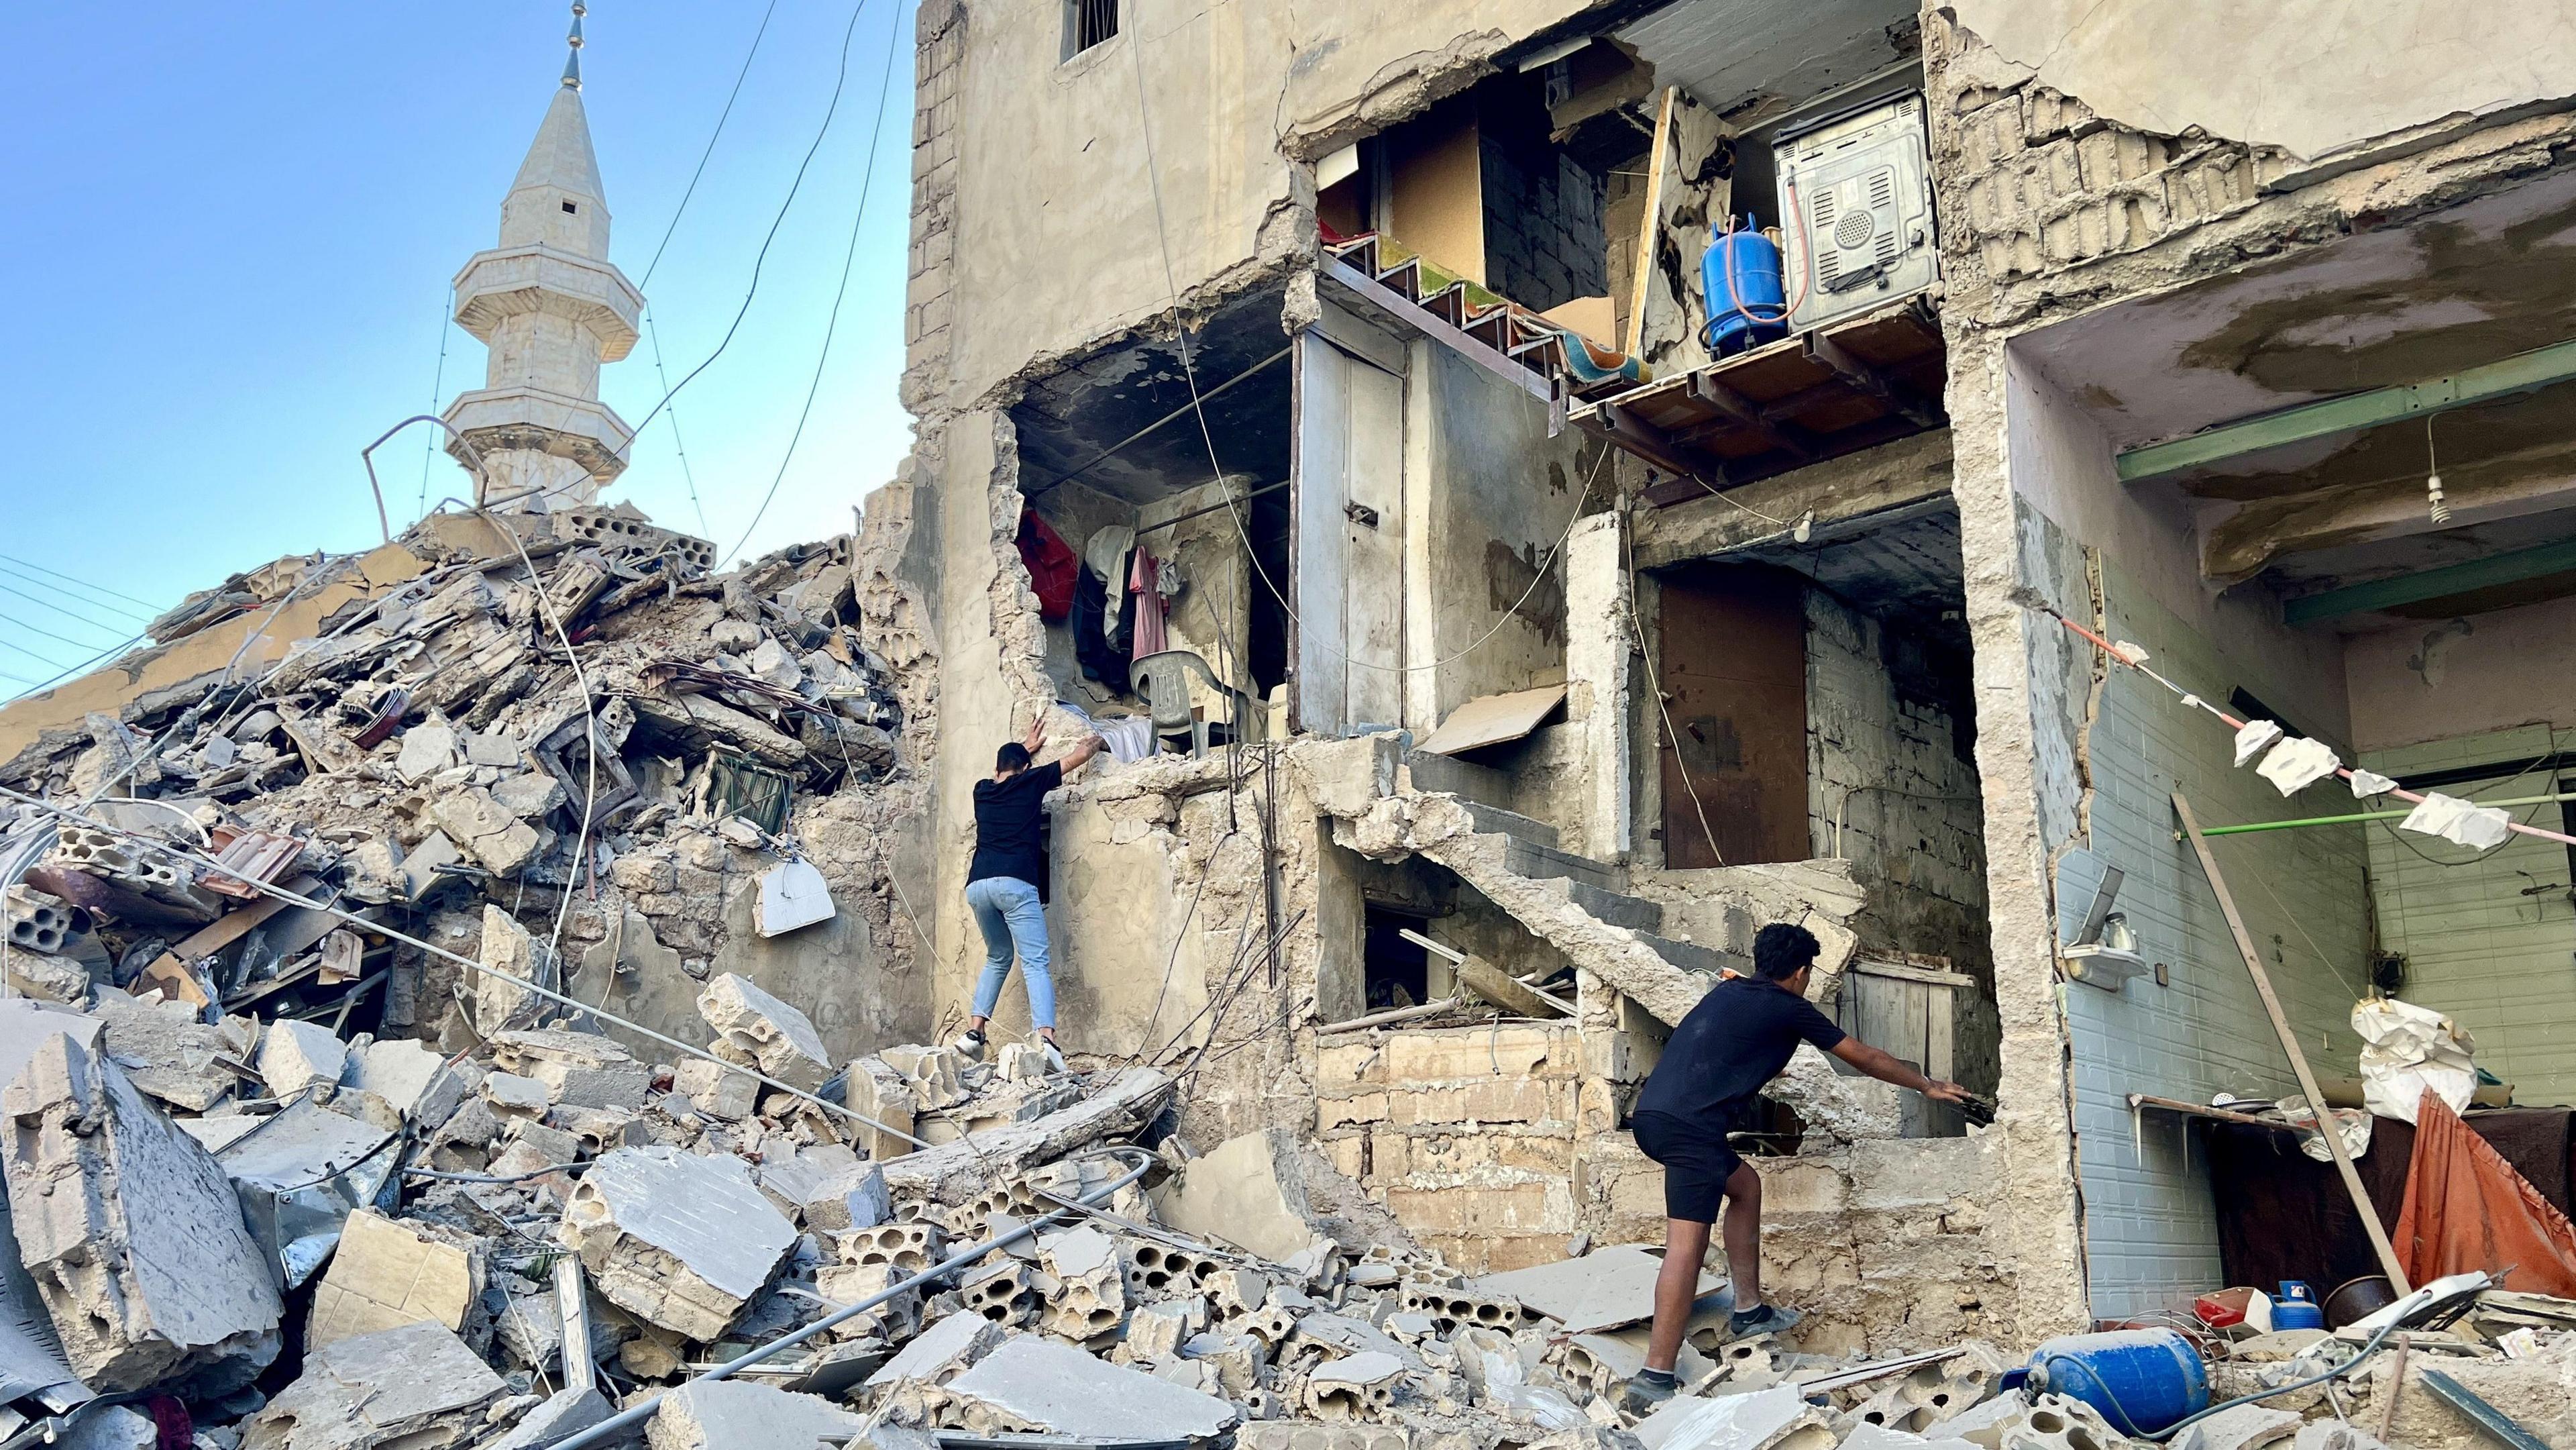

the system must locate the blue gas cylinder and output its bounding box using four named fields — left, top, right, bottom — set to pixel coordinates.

left=2273, top=1281, right=2326, bottom=1331
left=2021, top=1329, right=2210, bottom=1435
left=1700, top=225, right=1789, bottom=356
